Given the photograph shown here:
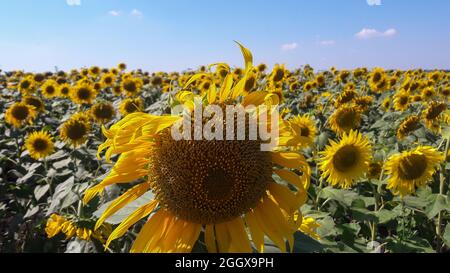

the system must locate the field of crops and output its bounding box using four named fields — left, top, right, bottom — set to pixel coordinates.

left=1, top=44, right=449, bottom=253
